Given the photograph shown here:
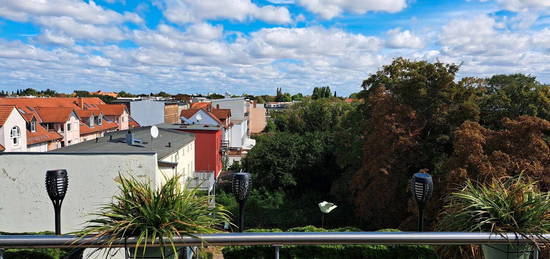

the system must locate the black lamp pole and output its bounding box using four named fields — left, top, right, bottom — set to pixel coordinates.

left=232, top=172, right=251, bottom=232
left=45, top=169, right=68, bottom=235
left=410, top=172, right=433, bottom=232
